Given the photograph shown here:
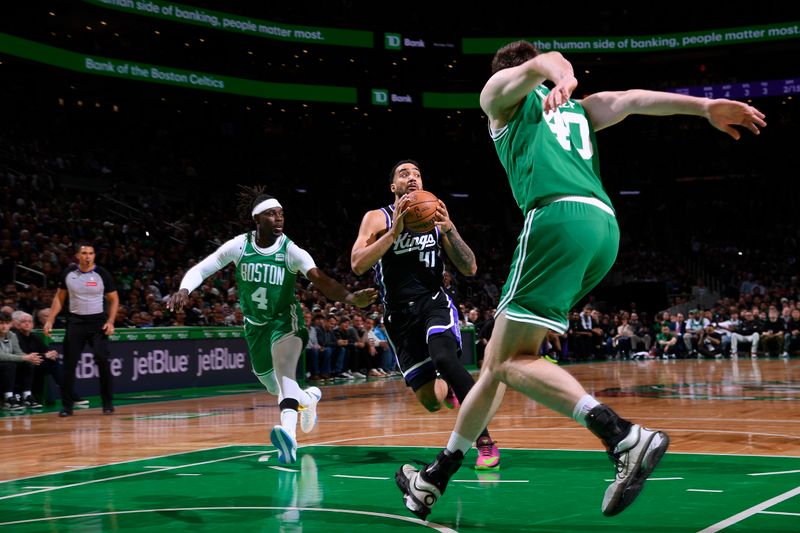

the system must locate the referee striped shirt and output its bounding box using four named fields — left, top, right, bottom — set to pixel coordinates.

left=59, top=264, right=117, bottom=317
